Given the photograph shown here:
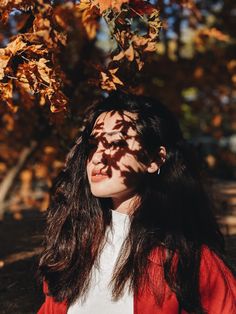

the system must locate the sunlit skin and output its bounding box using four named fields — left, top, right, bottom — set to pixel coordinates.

left=86, top=111, right=166, bottom=214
